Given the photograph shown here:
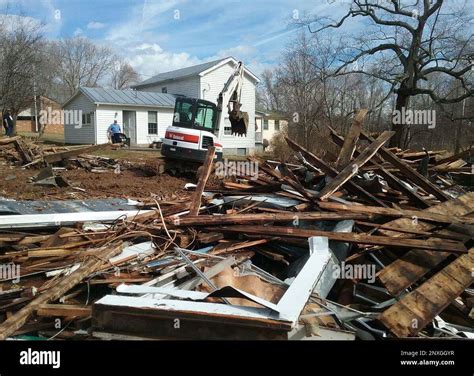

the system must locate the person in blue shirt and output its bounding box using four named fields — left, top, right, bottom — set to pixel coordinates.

left=3, top=111, right=14, bottom=137
left=107, top=120, right=122, bottom=143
